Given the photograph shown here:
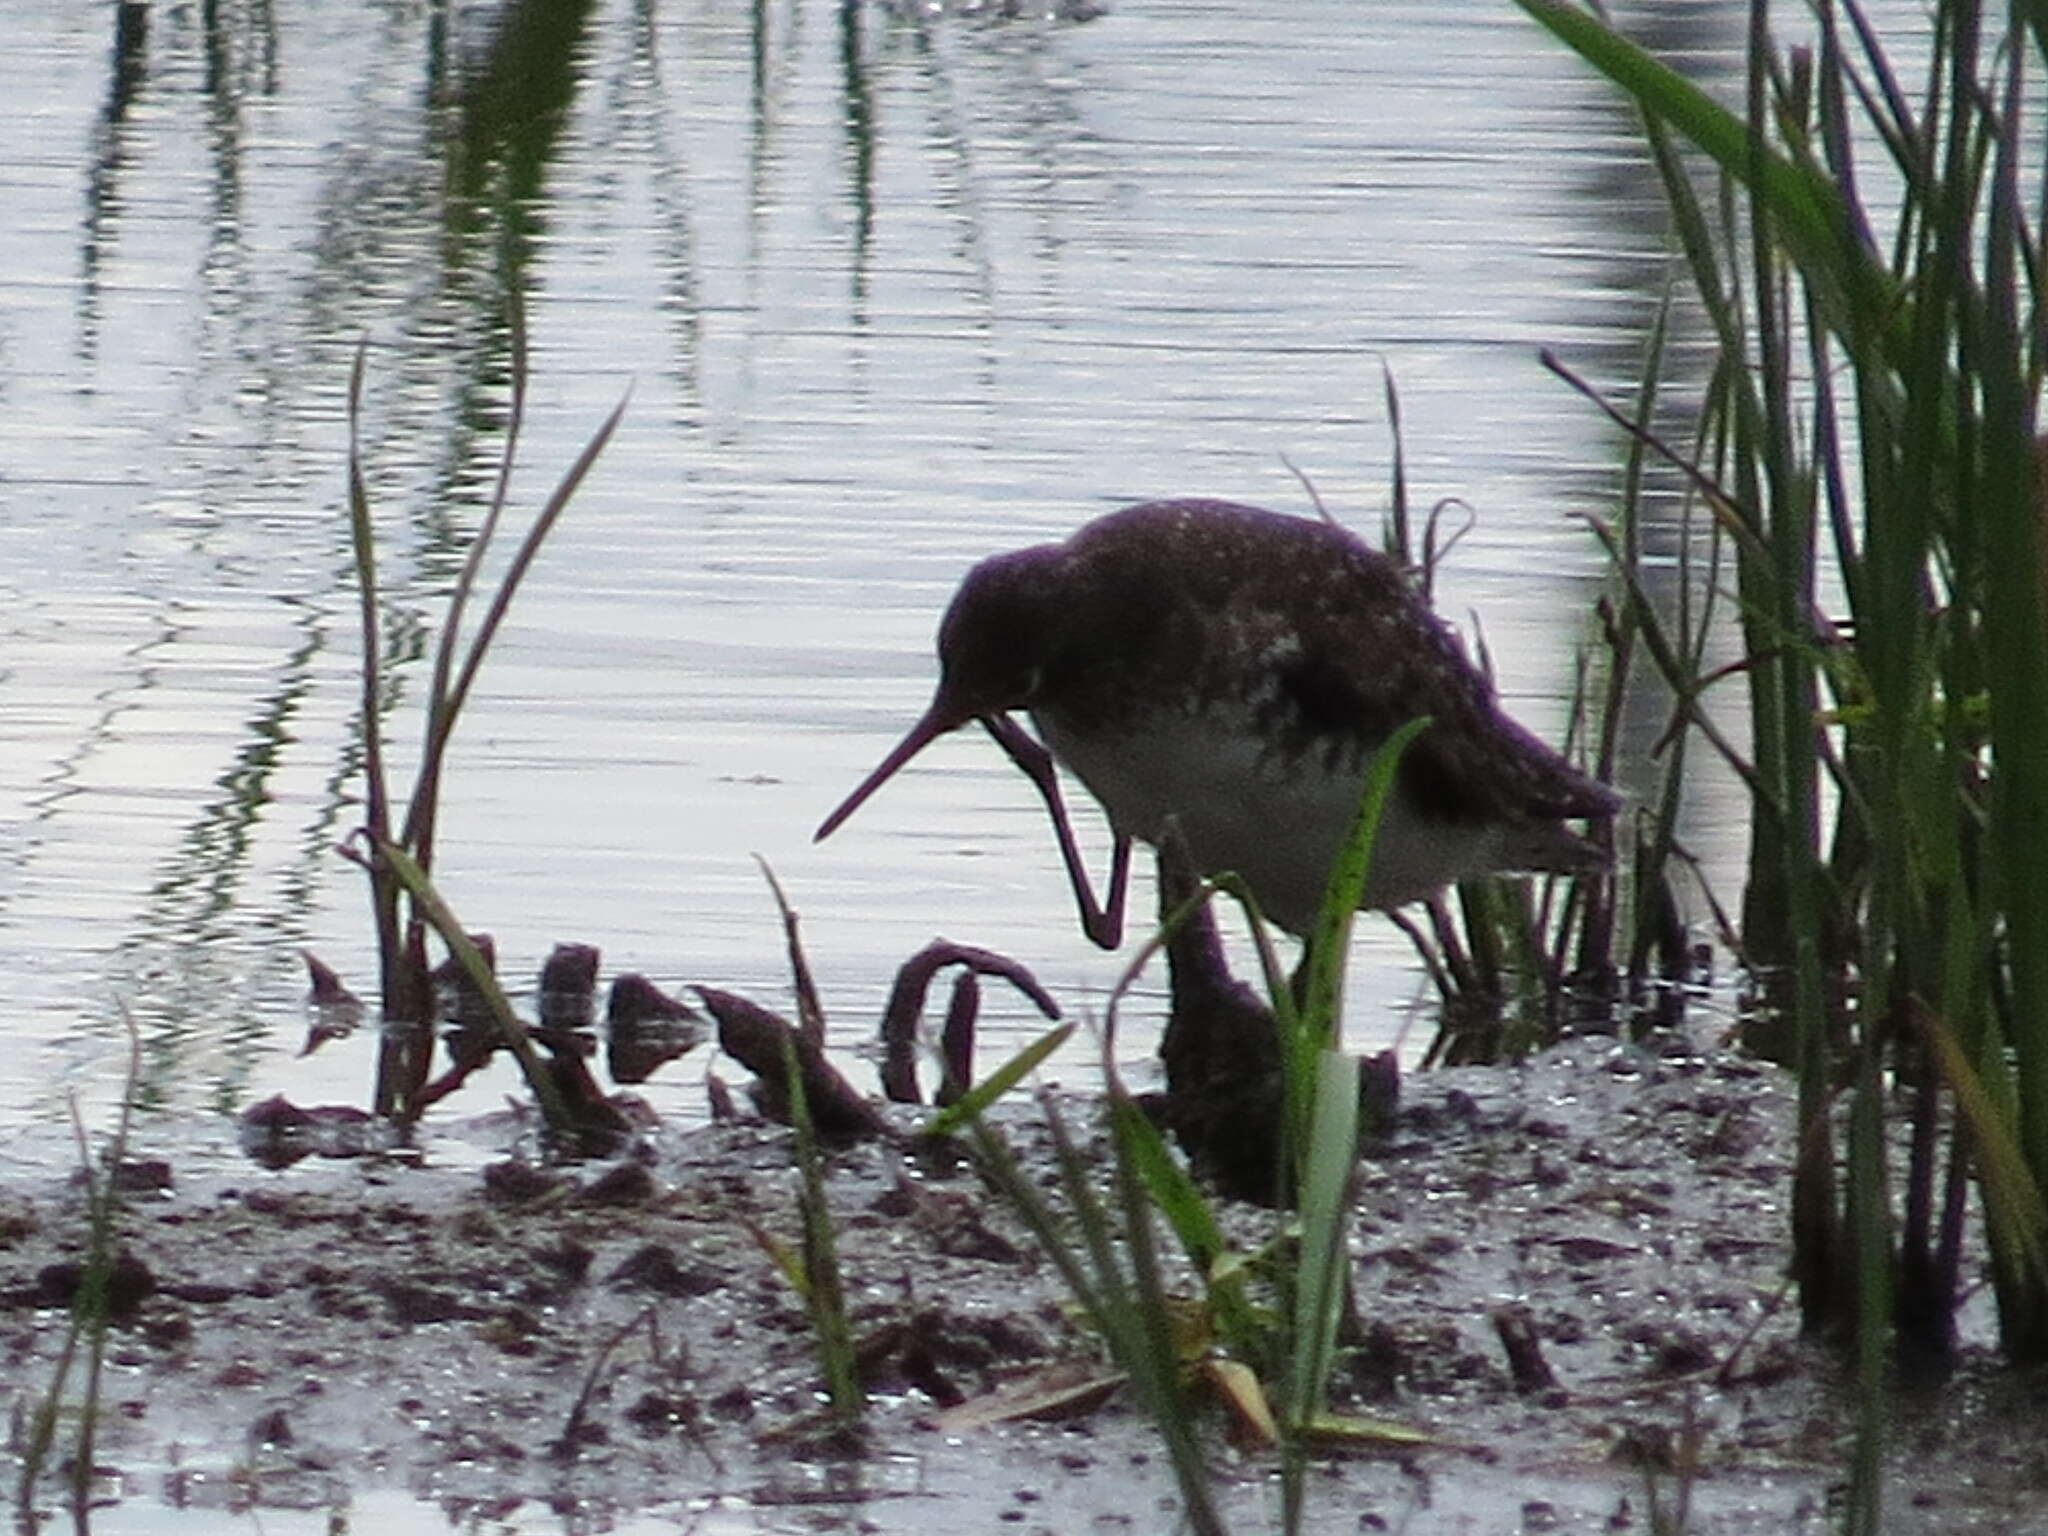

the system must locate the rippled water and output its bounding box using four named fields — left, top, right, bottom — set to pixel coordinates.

left=0, top=0, right=1869, bottom=1161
